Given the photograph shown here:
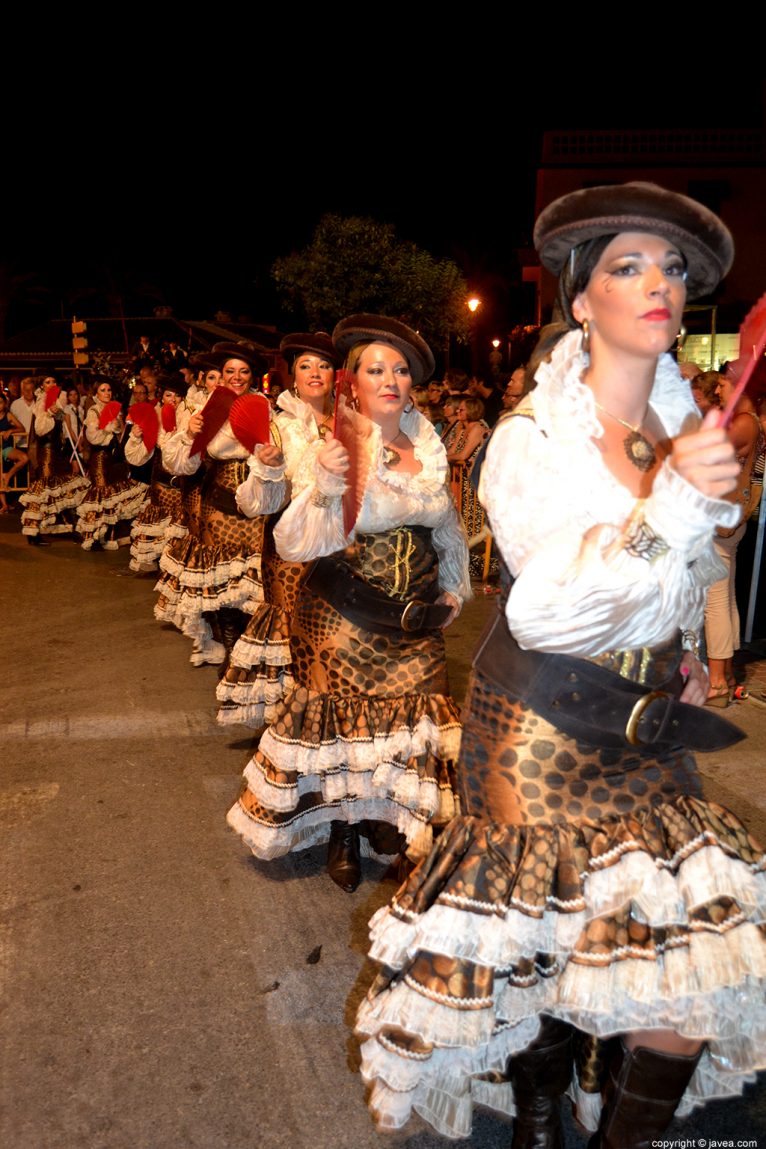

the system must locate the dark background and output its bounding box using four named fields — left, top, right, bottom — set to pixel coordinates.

left=4, top=79, right=764, bottom=337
